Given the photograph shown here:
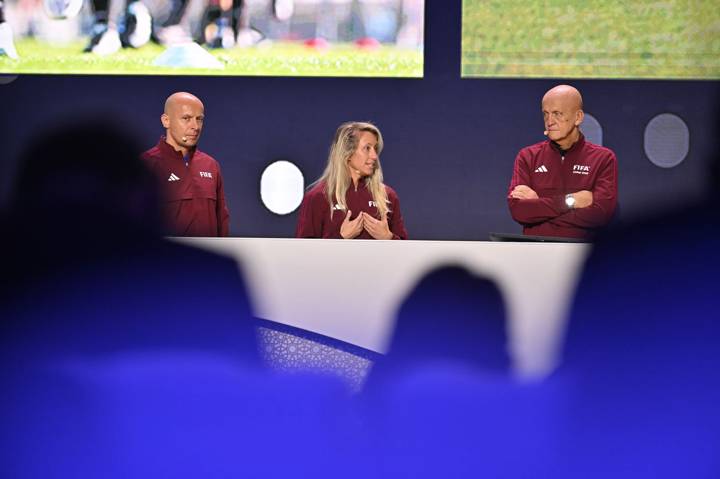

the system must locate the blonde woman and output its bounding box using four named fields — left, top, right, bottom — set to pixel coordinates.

left=295, top=121, right=408, bottom=240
